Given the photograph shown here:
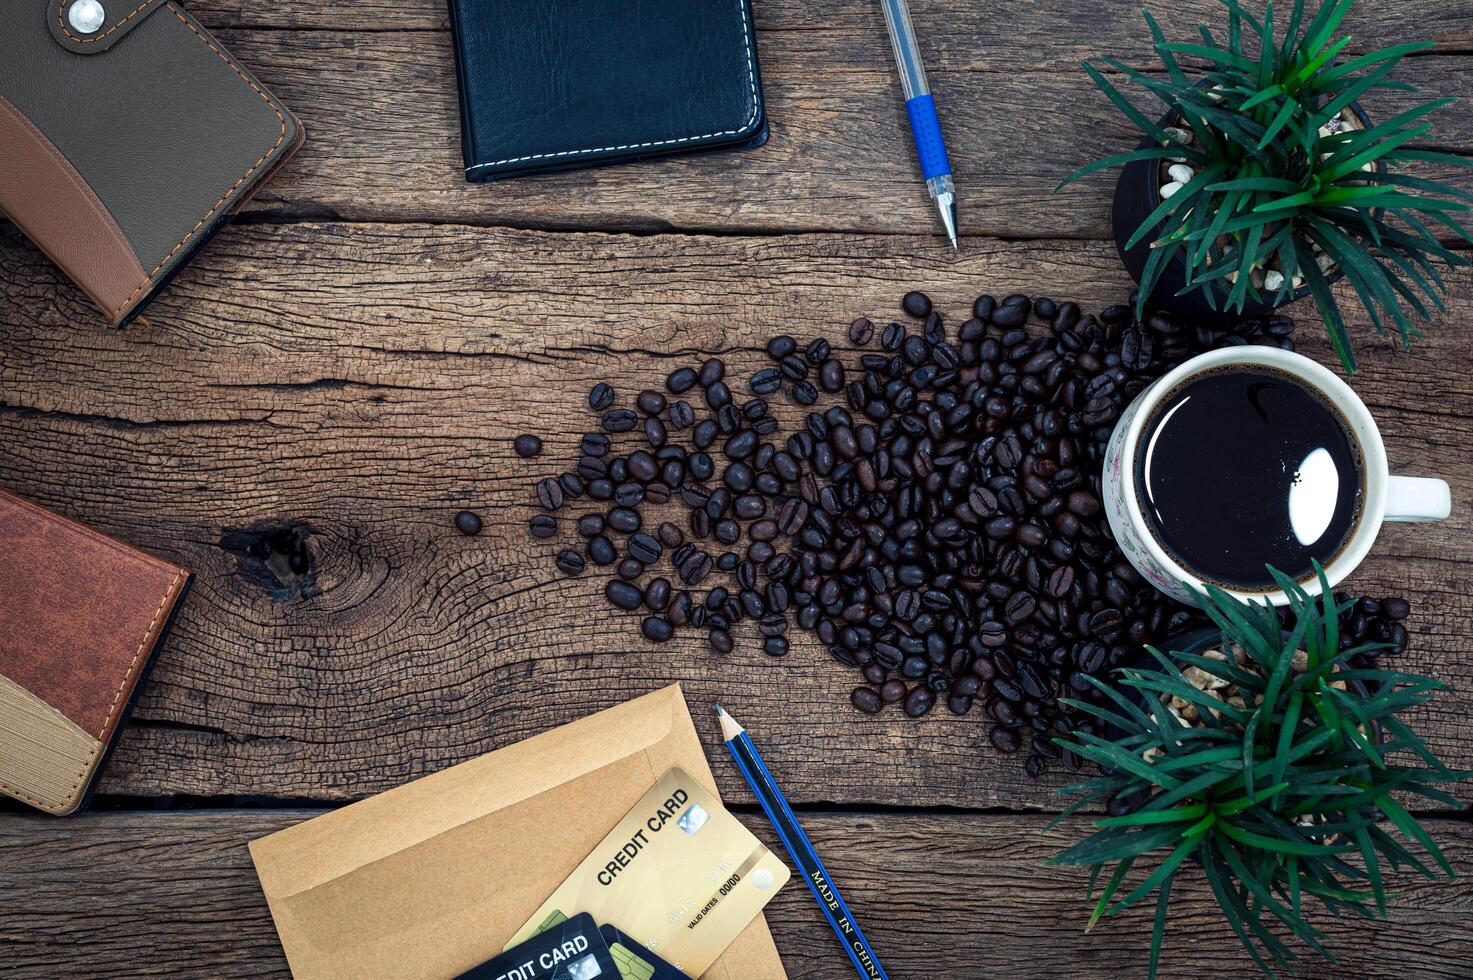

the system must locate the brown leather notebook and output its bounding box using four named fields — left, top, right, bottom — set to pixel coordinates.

left=0, top=0, right=304, bottom=327
left=0, top=489, right=191, bottom=815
